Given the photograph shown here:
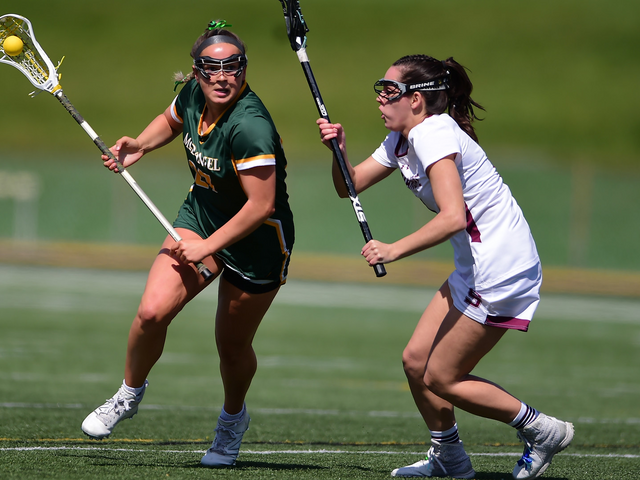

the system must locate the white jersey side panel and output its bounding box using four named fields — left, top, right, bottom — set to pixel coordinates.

left=372, top=114, right=539, bottom=288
